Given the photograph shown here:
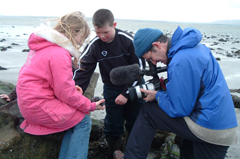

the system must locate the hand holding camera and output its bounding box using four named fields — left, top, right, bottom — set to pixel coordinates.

left=127, top=61, right=167, bottom=101
left=140, top=89, right=157, bottom=102
left=110, top=61, right=167, bottom=101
